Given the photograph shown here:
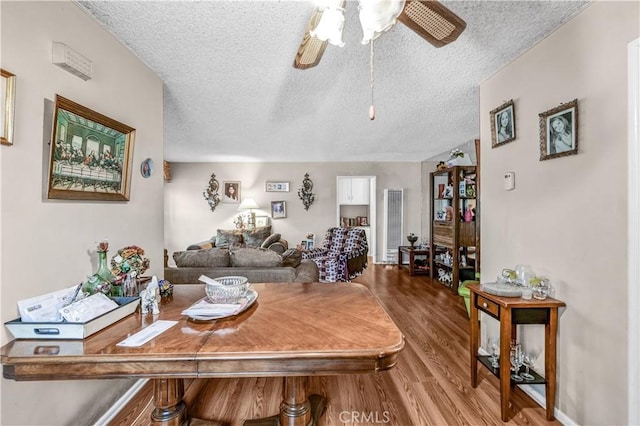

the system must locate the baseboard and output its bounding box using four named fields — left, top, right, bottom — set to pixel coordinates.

left=477, top=348, right=576, bottom=425
left=94, top=378, right=149, bottom=425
